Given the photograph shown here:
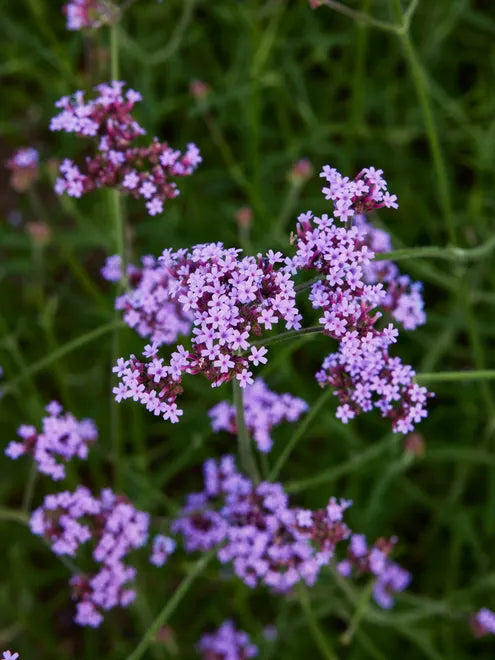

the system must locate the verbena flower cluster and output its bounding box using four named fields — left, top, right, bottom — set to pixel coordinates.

left=172, top=456, right=409, bottom=606
left=197, top=620, right=258, bottom=659
left=2, top=652, right=19, bottom=660
left=289, top=166, right=432, bottom=433
left=209, top=378, right=308, bottom=453
left=50, top=81, right=201, bottom=215
left=6, top=147, right=39, bottom=192
left=63, top=1, right=118, bottom=31
left=113, top=243, right=301, bottom=422
left=30, top=486, right=149, bottom=627
left=354, top=214, right=425, bottom=330
left=102, top=254, right=193, bottom=345
left=112, top=164, right=431, bottom=434
left=337, top=533, right=410, bottom=609
left=5, top=401, right=97, bottom=480
left=471, top=608, right=495, bottom=637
